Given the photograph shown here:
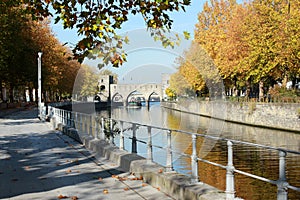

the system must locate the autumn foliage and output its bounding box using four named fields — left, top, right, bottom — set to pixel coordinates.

left=171, top=0, right=300, bottom=99
left=0, top=2, right=81, bottom=102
